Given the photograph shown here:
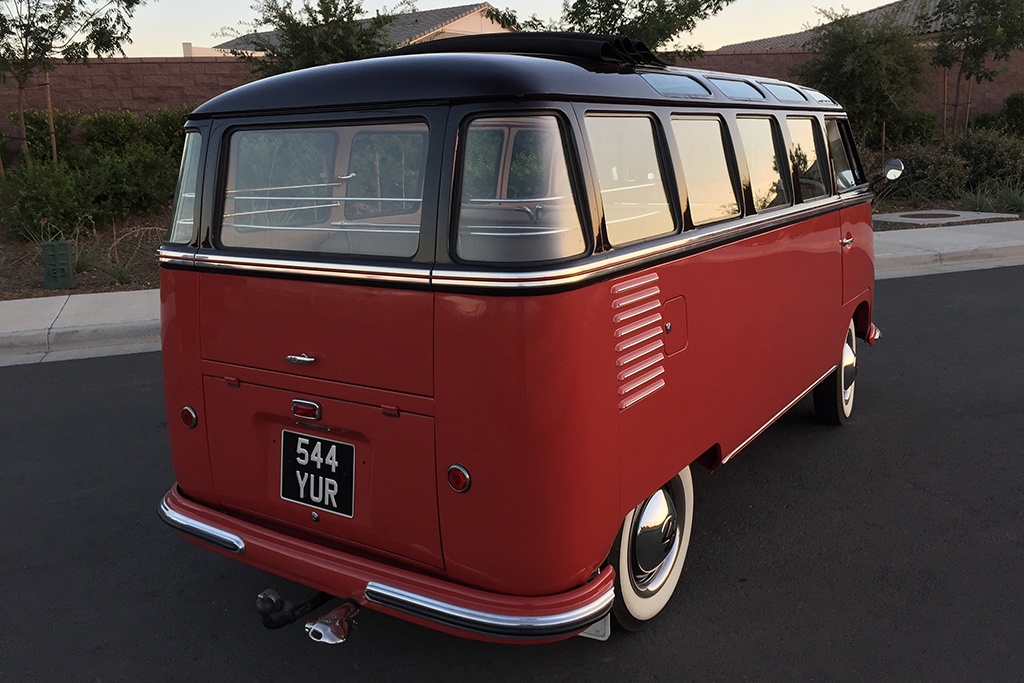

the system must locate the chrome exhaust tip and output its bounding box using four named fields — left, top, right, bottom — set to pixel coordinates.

left=304, top=602, right=359, bottom=644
